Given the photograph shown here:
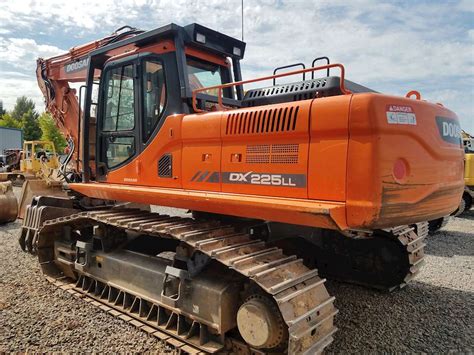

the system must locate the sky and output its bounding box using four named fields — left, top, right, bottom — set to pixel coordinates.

left=0, top=0, right=473, bottom=132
